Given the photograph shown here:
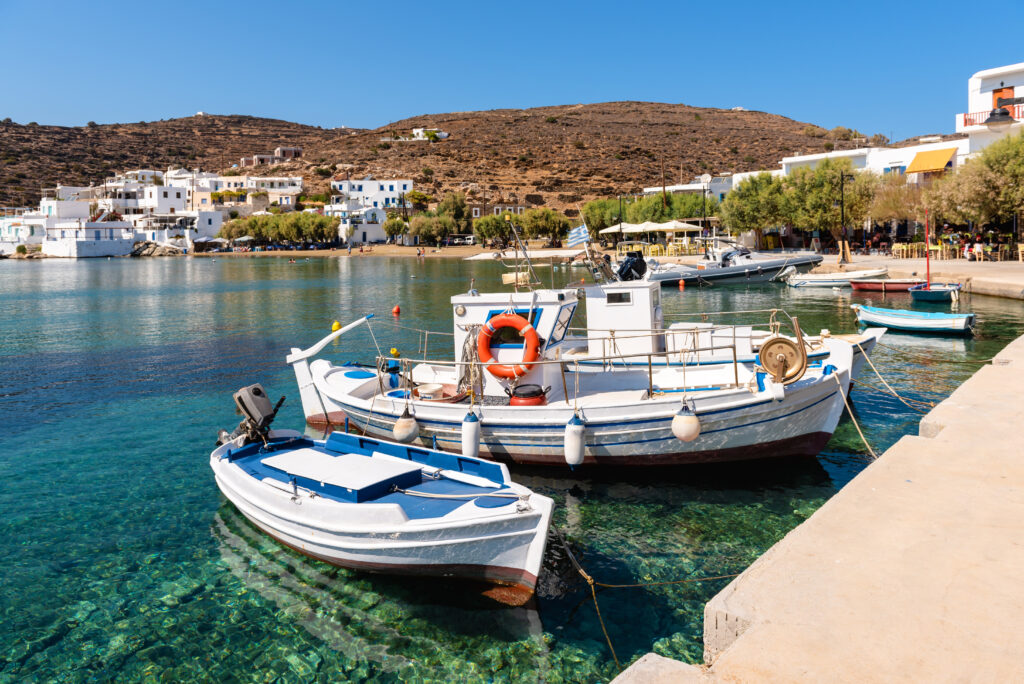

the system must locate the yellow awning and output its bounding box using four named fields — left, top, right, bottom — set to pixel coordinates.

left=904, top=147, right=957, bottom=174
